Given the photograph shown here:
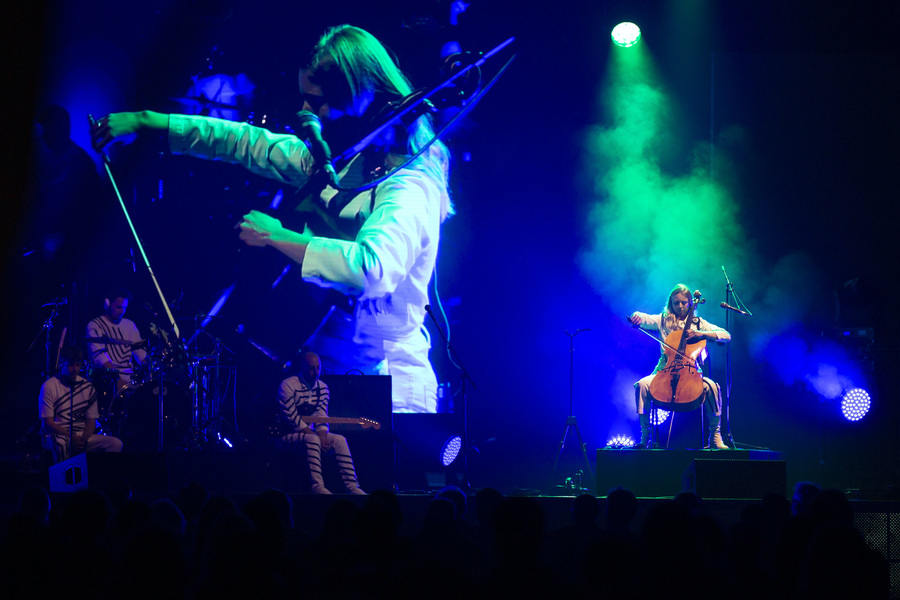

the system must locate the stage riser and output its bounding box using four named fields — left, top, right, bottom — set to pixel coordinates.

left=597, top=449, right=787, bottom=499
left=49, top=452, right=168, bottom=494
left=47, top=449, right=788, bottom=499
left=45, top=444, right=397, bottom=496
